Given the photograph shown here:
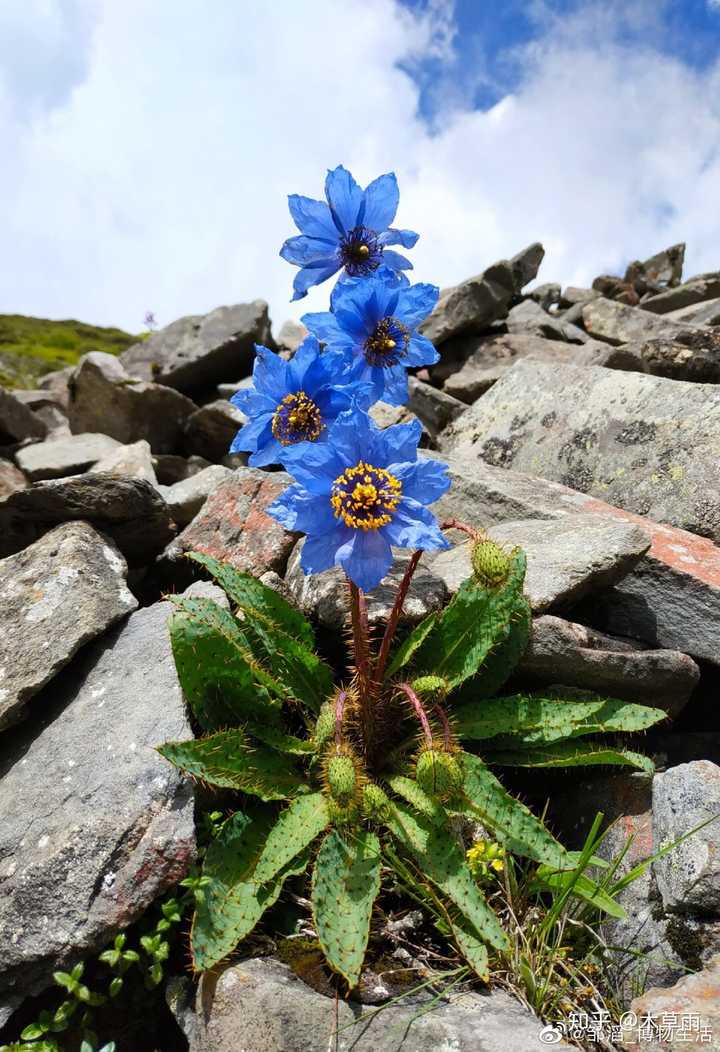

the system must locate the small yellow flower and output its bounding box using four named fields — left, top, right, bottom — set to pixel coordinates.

left=466, top=840, right=506, bottom=882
